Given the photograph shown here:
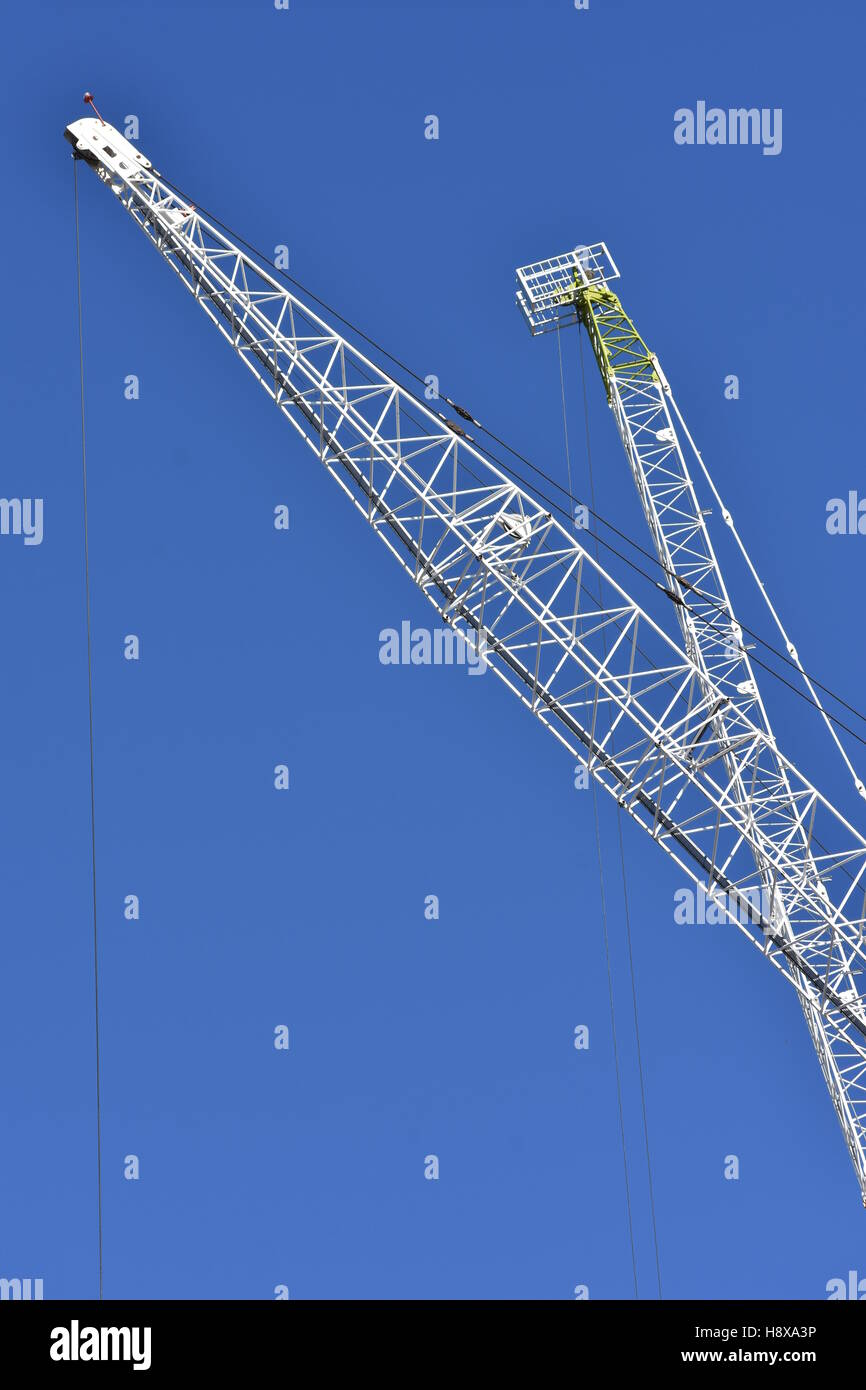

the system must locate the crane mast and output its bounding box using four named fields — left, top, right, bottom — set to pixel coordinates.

left=67, top=115, right=866, bottom=1201
left=518, top=246, right=866, bottom=1195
